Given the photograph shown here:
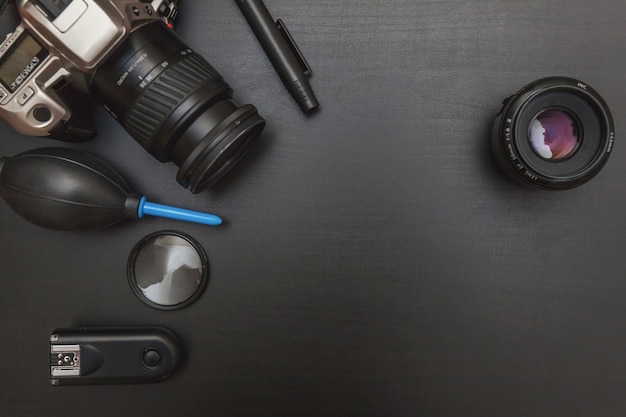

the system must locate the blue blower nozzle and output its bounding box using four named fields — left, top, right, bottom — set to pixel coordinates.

left=138, top=197, right=222, bottom=226
left=0, top=148, right=223, bottom=231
